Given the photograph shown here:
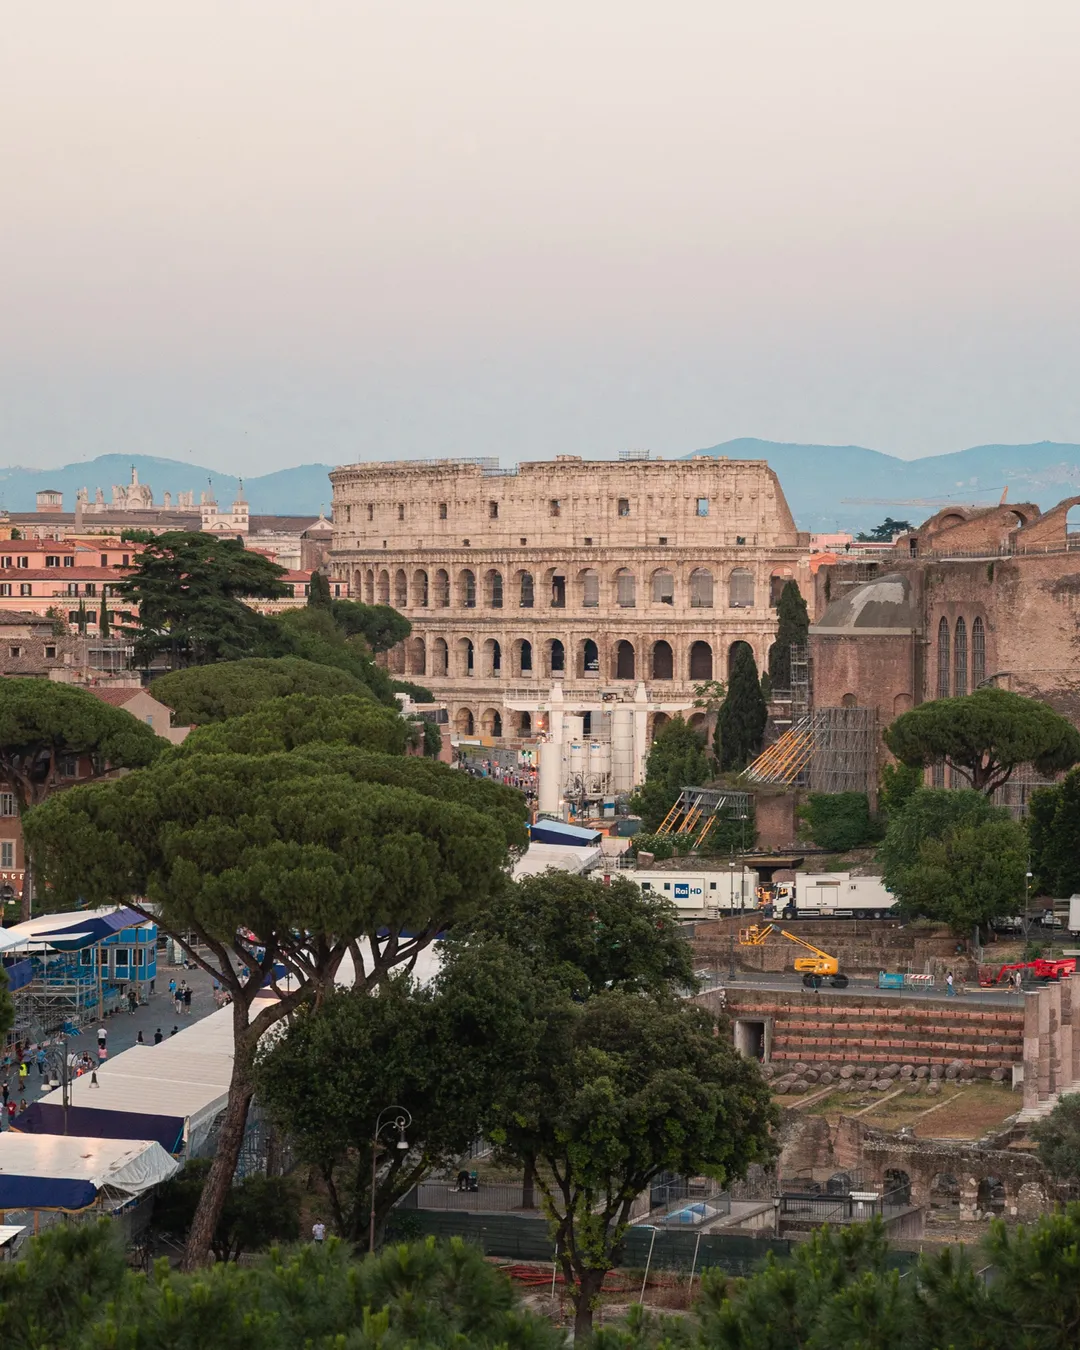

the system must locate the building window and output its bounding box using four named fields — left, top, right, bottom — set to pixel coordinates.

left=519, top=537, right=527, bottom=545
left=651, top=570, right=674, bottom=605
left=489, top=500, right=498, bottom=519
left=121, top=554, right=130, bottom=567
left=9, top=646, right=21, bottom=659
left=395, top=503, right=404, bottom=521
left=689, top=567, right=714, bottom=608
left=954, top=617, right=968, bottom=697
left=550, top=573, right=566, bottom=608
left=0, top=556, right=10, bottom=568
left=937, top=617, right=950, bottom=698
left=85, top=583, right=96, bottom=596
left=0, top=585, right=10, bottom=597
left=114, top=948, right=129, bottom=968
left=68, top=611, right=80, bottom=624
left=583, top=536, right=592, bottom=545
left=439, top=503, right=447, bottom=519
left=581, top=570, right=599, bottom=607
left=344, top=506, right=351, bottom=525
left=0, top=793, right=15, bottom=816
left=972, top=616, right=986, bottom=687
left=658, top=536, right=668, bottom=545
left=735, top=535, right=746, bottom=545
left=16, top=557, right=27, bottom=568
left=0, top=842, right=13, bottom=869
left=67, top=583, right=78, bottom=596
left=696, top=498, right=709, bottom=516
left=519, top=572, right=535, bottom=608
left=44, top=646, right=55, bottom=659
left=617, top=498, right=630, bottom=517
left=367, top=504, right=374, bottom=521
left=549, top=499, right=560, bottom=517
left=728, top=568, right=754, bottom=608
left=19, top=584, right=30, bottom=596
left=46, top=555, right=60, bottom=567
left=63, top=556, right=74, bottom=567
left=615, top=569, right=636, bottom=607
left=100, top=554, right=109, bottom=567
